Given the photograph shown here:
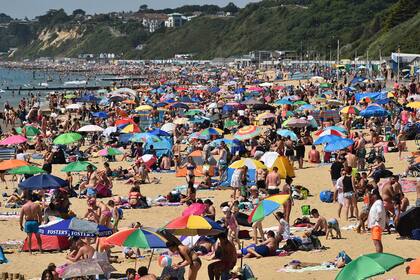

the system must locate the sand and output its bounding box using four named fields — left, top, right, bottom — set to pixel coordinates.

left=0, top=140, right=419, bottom=280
